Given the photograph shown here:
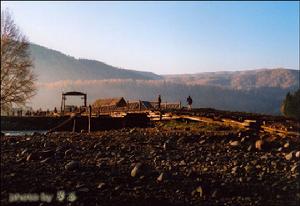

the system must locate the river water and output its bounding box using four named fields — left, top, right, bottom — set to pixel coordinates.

left=1, top=130, right=48, bottom=136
